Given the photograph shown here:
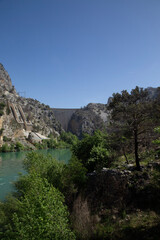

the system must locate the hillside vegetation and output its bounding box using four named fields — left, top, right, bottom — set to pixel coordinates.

left=0, top=86, right=160, bottom=239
